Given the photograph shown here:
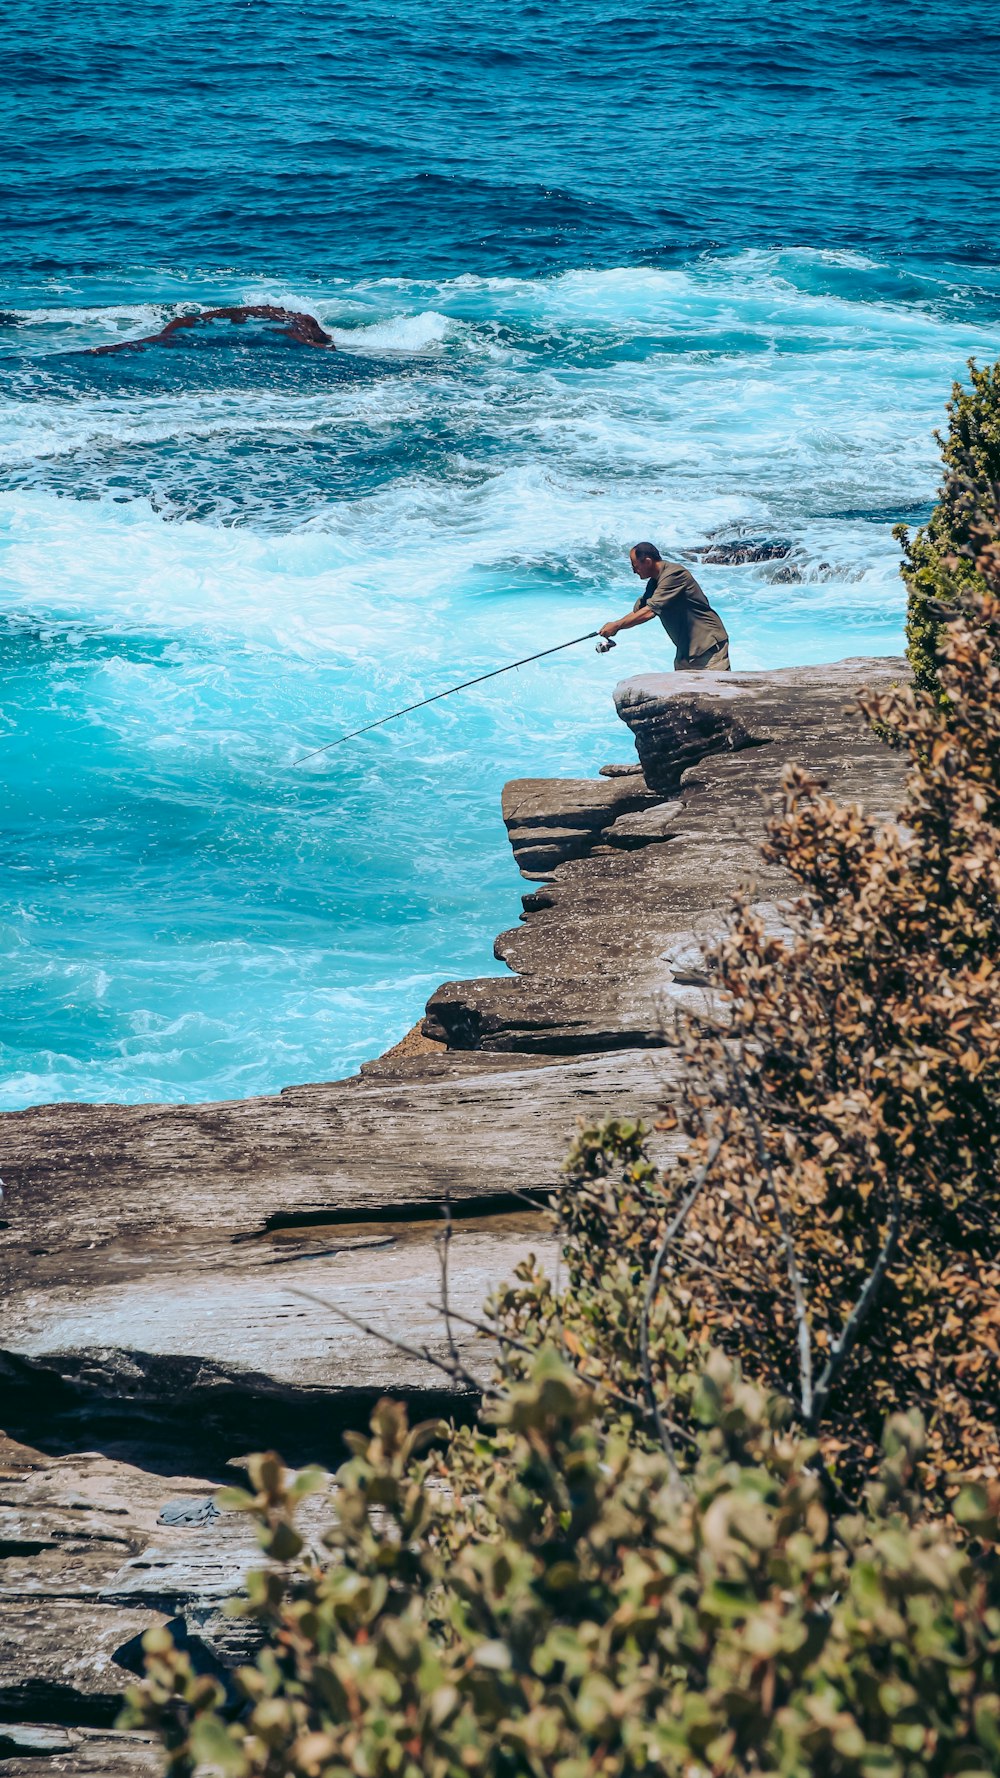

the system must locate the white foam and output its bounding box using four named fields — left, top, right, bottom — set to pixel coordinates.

left=9, top=303, right=166, bottom=330
left=333, top=310, right=453, bottom=352
left=0, top=382, right=437, bottom=467
left=6, top=250, right=996, bottom=663
left=4, top=248, right=997, bottom=1110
